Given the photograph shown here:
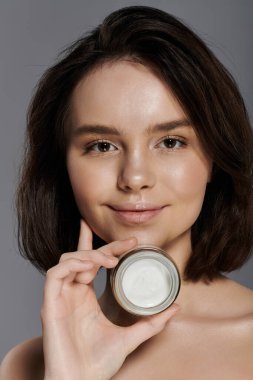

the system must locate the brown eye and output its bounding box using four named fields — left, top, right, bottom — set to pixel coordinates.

left=85, top=140, right=117, bottom=153
left=163, top=138, right=178, bottom=149
left=159, top=138, right=185, bottom=150
left=97, top=142, right=111, bottom=152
